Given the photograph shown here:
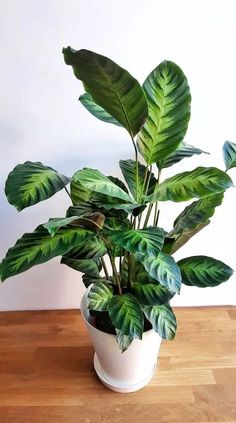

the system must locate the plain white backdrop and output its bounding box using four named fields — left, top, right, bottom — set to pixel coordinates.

left=0, top=0, right=235, bottom=310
